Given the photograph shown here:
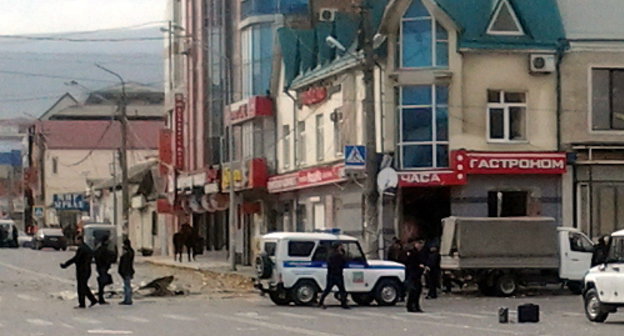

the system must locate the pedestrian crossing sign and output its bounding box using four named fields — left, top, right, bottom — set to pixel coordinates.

left=345, top=145, right=366, bottom=169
